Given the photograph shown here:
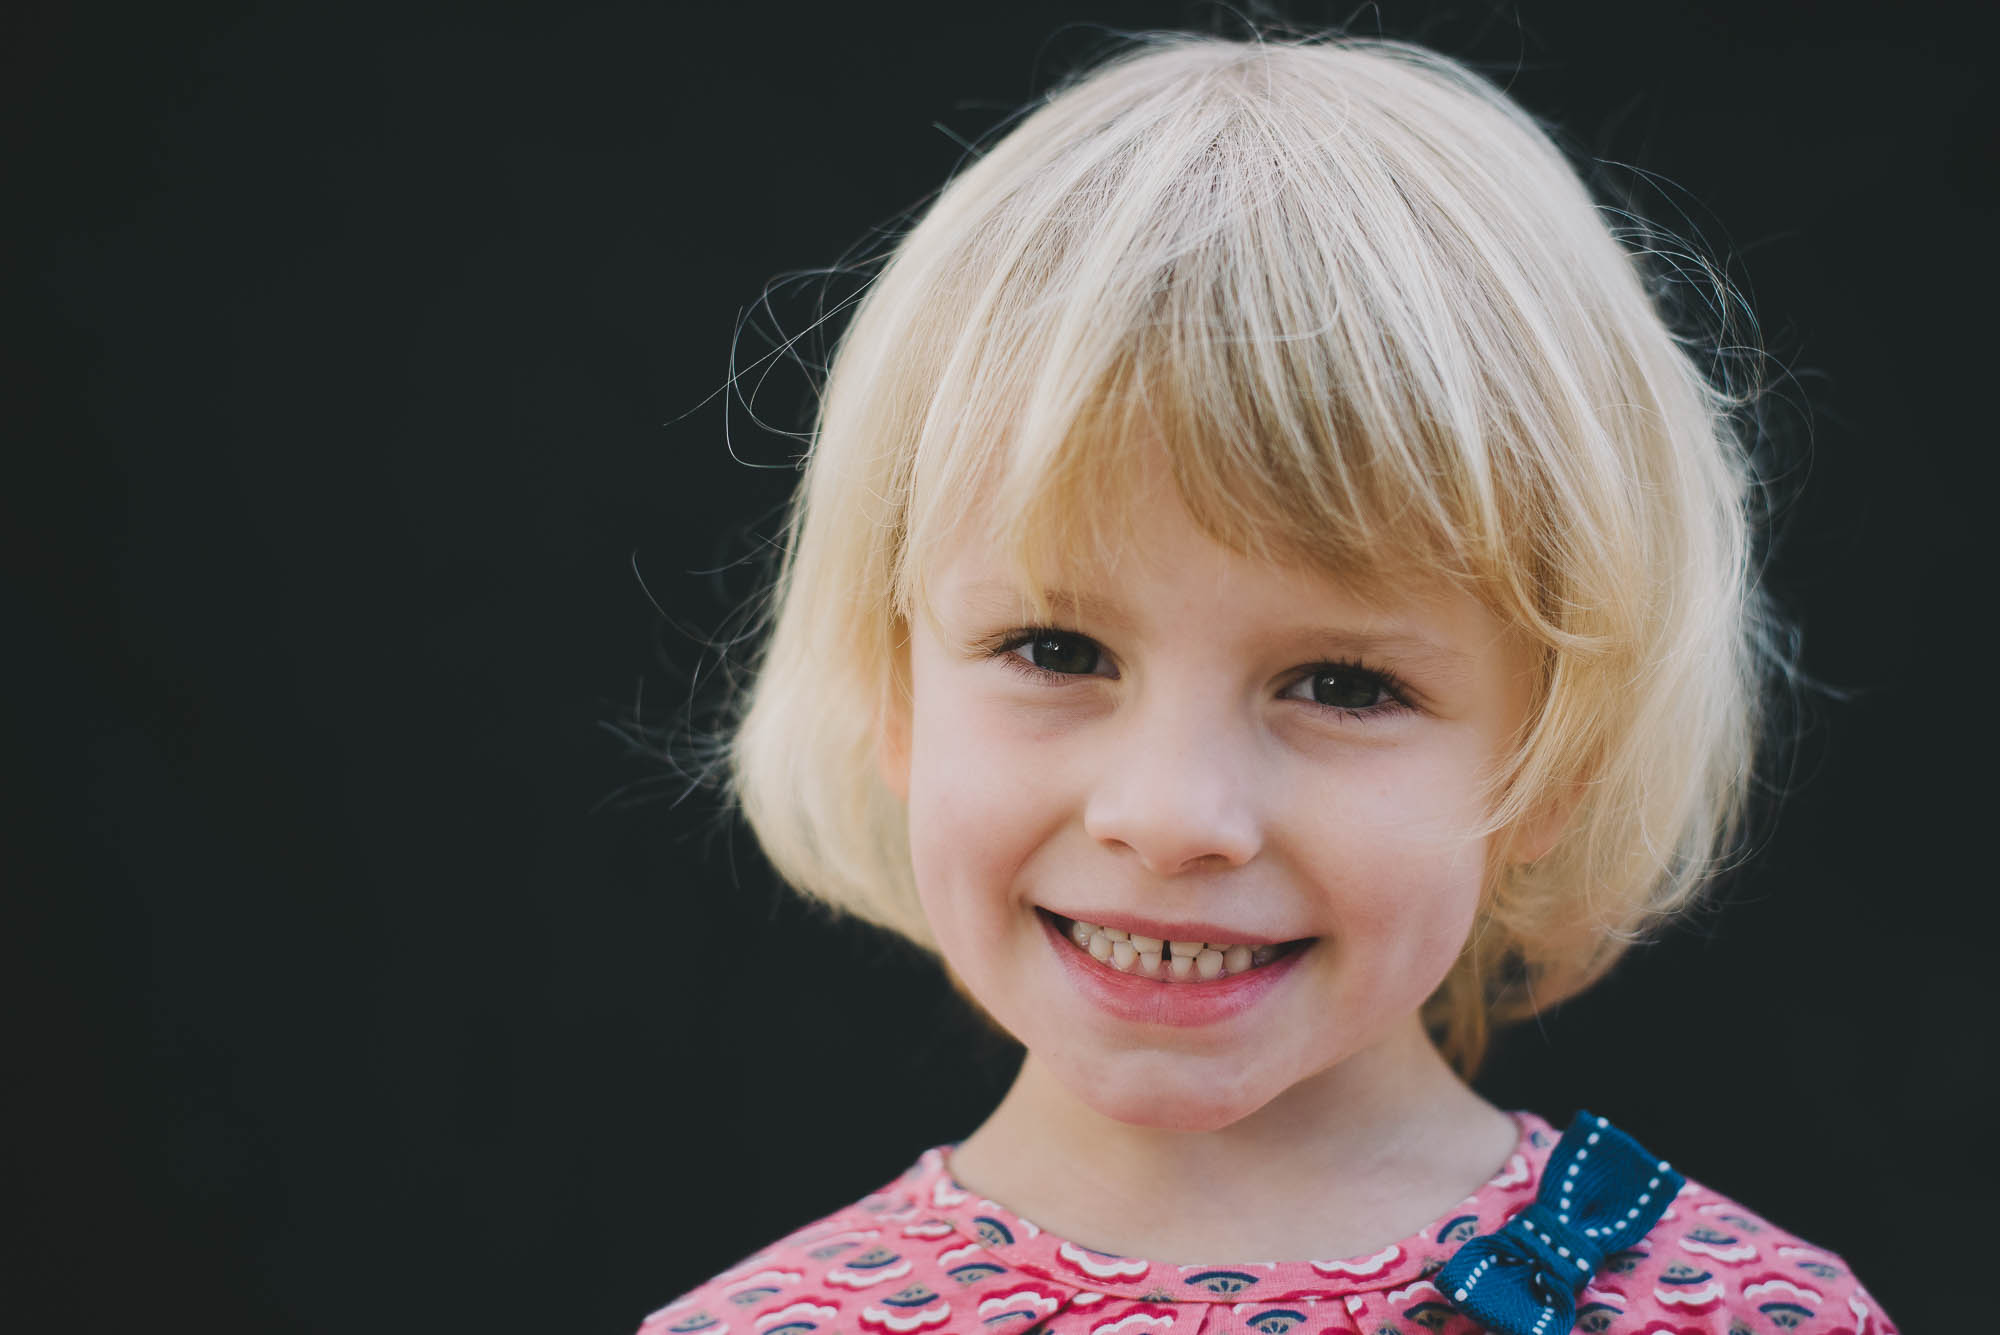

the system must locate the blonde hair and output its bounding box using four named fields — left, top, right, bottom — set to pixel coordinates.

left=724, top=32, right=1780, bottom=1074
